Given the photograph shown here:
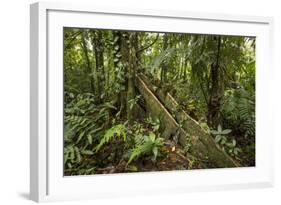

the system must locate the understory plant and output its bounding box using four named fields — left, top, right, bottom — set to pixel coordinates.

left=211, top=124, right=241, bottom=157
left=127, top=132, right=164, bottom=165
